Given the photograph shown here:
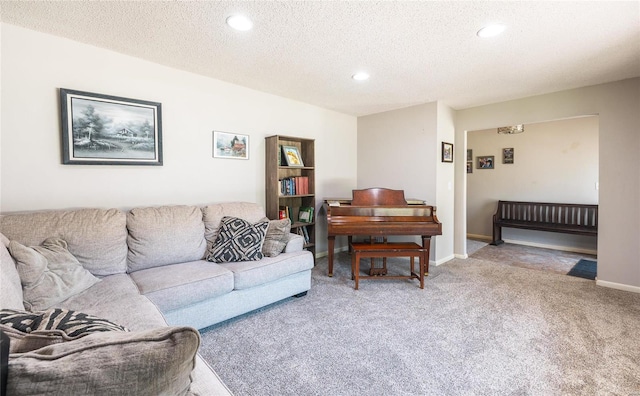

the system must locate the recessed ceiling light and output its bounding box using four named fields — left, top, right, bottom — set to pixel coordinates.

left=226, top=15, right=253, bottom=31
left=477, top=24, right=506, bottom=38
left=352, top=72, right=369, bottom=81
